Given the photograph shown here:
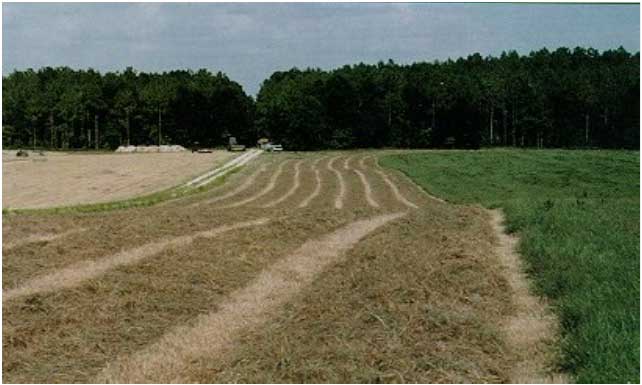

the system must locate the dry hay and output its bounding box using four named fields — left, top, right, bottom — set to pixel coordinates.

left=177, top=205, right=522, bottom=383
left=97, top=212, right=405, bottom=383
left=327, top=156, right=346, bottom=209
left=220, top=158, right=290, bottom=209
left=3, top=150, right=563, bottom=383
left=3, top=219, right=269, bottom=303
left=262, top=159, right=303, bottom=208
left=2, top=151, right=235, bottom=209
left=298, top=157, right=325, bottom=208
